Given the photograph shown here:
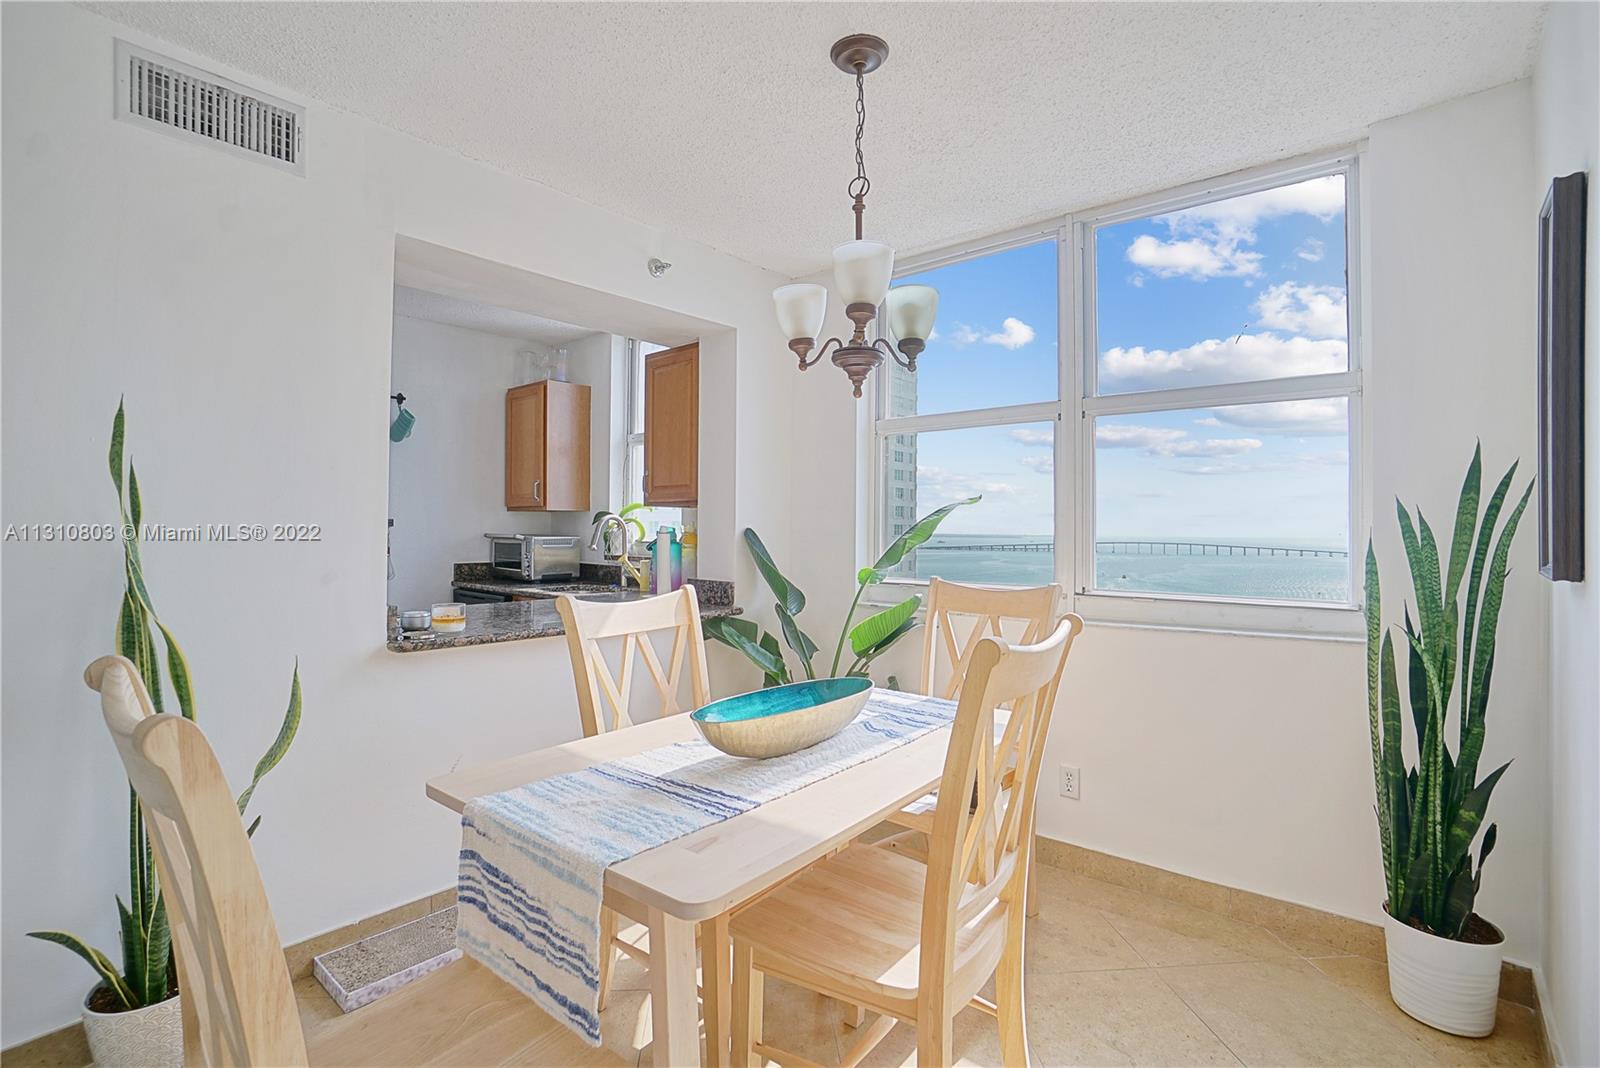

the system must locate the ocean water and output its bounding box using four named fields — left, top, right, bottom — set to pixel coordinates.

left=898, top=534, right=1351, bottom=603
